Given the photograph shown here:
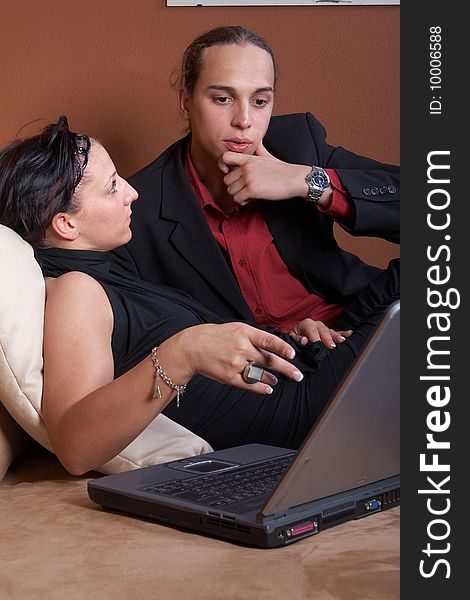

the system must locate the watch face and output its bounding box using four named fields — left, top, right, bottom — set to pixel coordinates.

left=305, top=167, right=330, bottom=202
left=311, top=171, right=329, bottom=189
